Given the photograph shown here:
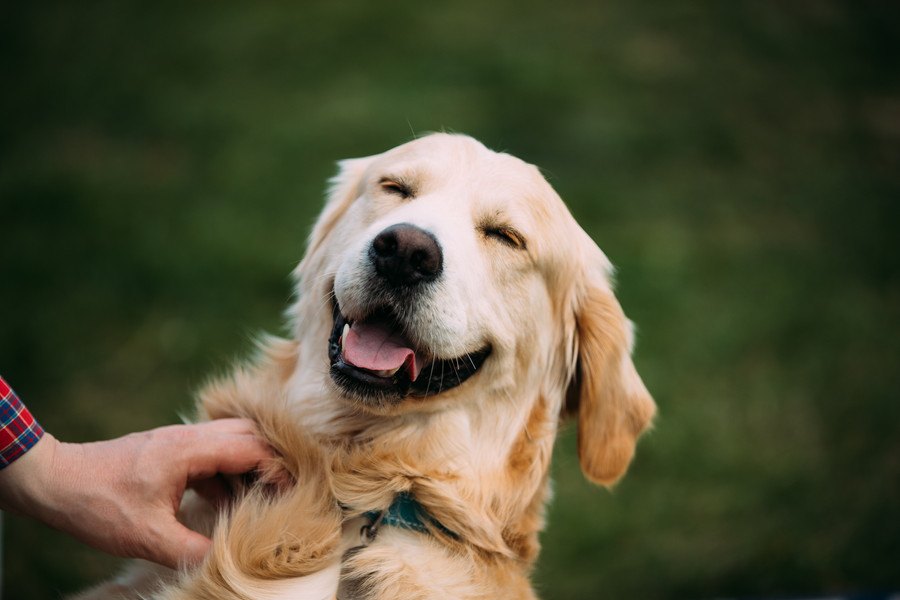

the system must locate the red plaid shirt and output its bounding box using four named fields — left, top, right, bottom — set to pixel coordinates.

left=0, top=376, right=45, bottom=468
